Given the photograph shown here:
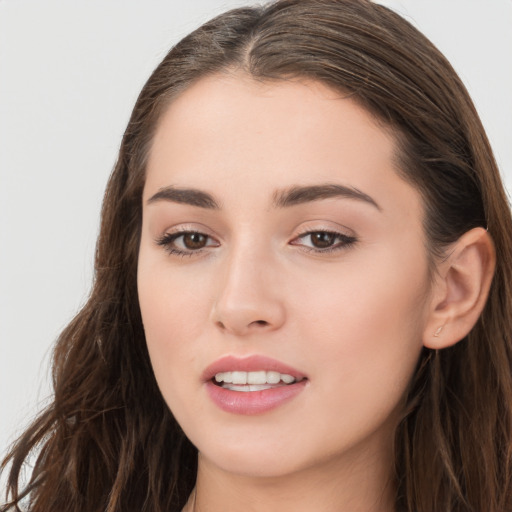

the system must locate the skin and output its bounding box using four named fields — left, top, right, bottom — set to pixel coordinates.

left=137, top=74, right=442, bottom=511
